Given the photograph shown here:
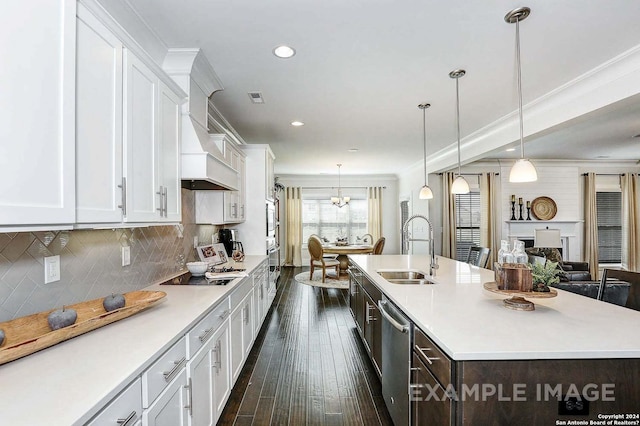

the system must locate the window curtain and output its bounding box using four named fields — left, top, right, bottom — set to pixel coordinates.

left=367, top=187, right=384, bottom=241
left=584, top=173, right=599, bottom=280
left=479, top=172, right=500, bottom=270
left=621, top=173, right=639, bottom=271
left=441, top=172, right=456, bottom=258
left=284, top=187, right=303, bottom=267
